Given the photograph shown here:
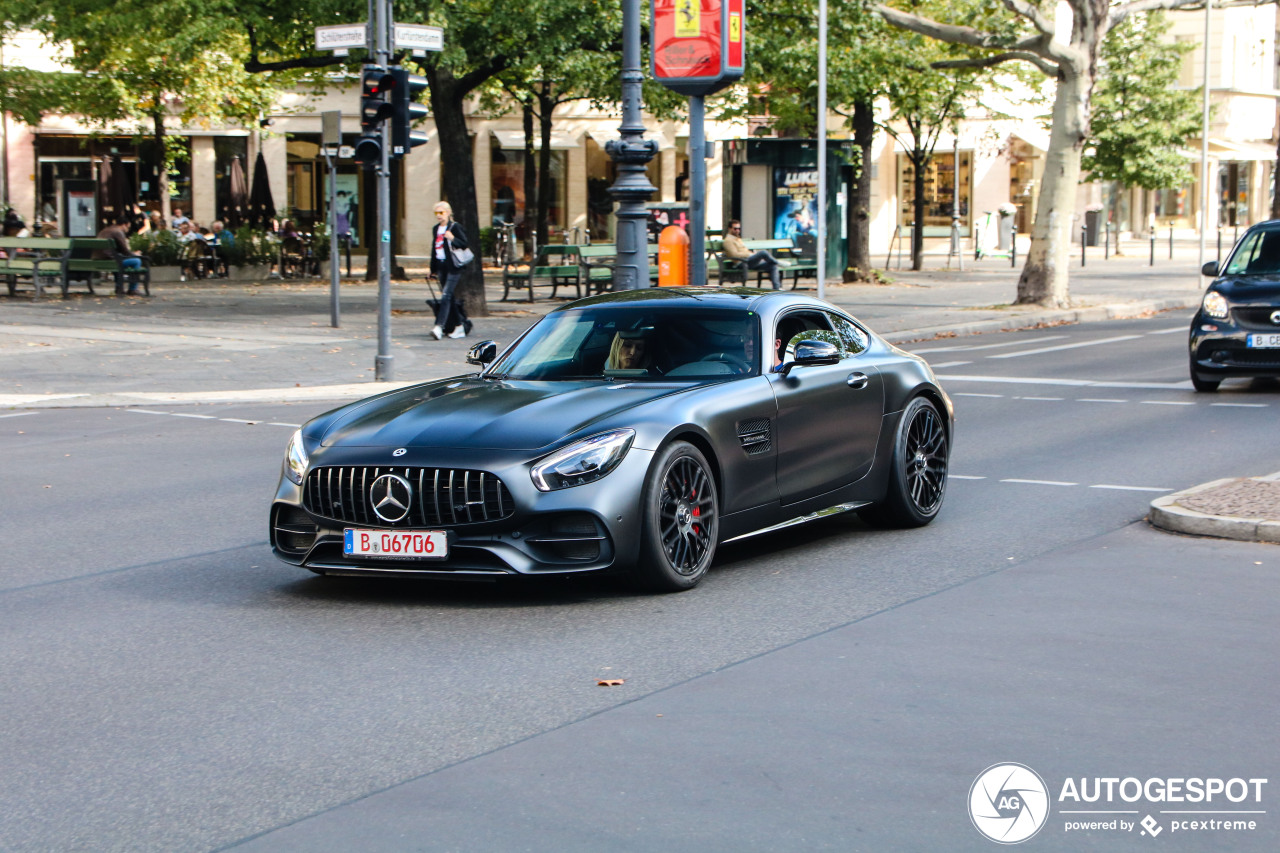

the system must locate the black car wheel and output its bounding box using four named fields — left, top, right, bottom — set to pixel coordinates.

left=861, top=396, right=948, bottom=528
left=634, top=441, right=719, bottom=591
left=1189, top=357, right=1221, bottom=392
